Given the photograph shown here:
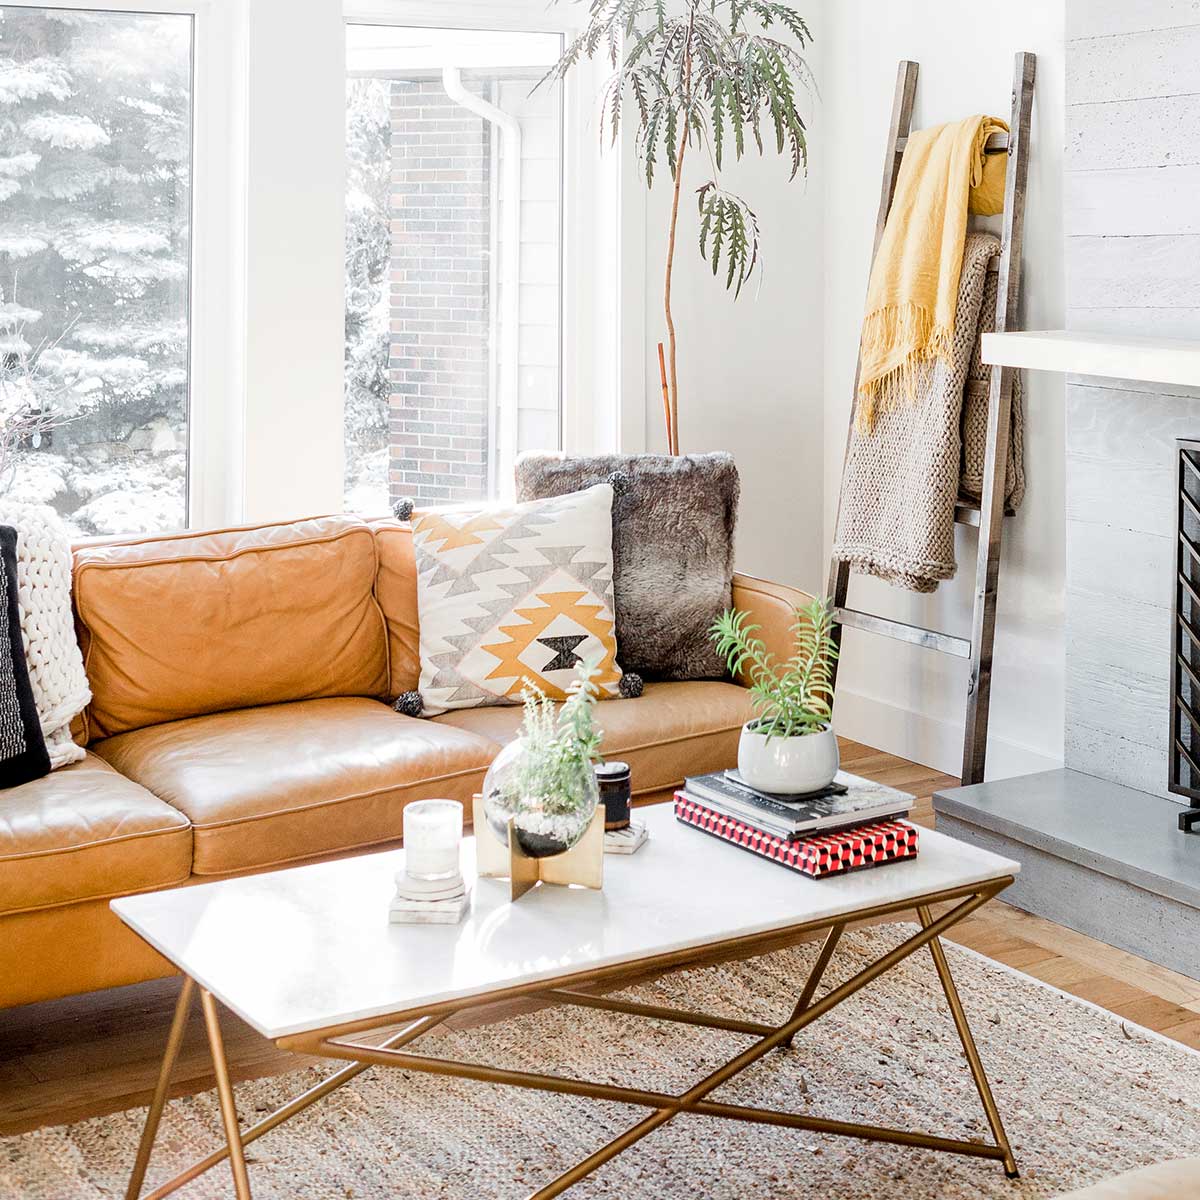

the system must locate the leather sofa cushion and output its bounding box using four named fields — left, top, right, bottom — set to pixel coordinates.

left=75, top=516, right=390, bottom=739
left=435, top=681, right=755, bottom=797
left=371, top=519, right=420, bottom=697
left=0, top=752, right=191, bottom=916
left=92, top=697, right=497, bottom=875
